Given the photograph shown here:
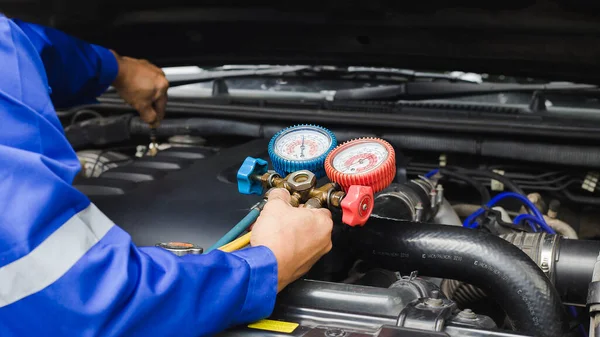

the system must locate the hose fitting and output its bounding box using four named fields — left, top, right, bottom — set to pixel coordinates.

left=258, top=169, right=374, bottom=226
